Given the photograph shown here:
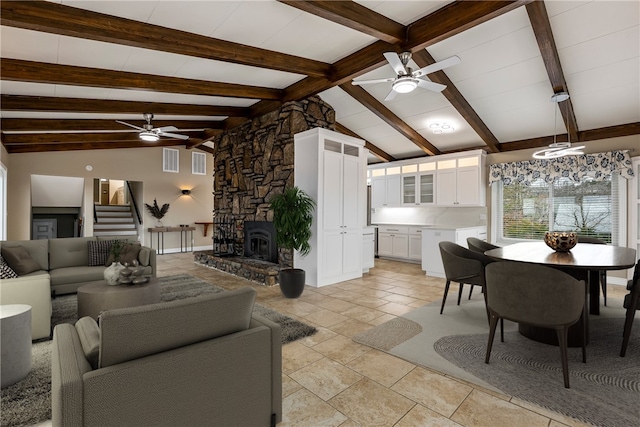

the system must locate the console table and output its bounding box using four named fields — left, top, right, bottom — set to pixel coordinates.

left=195, top=221, right=214, bottom=236
left=147, top=226, right=195, bottom=254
